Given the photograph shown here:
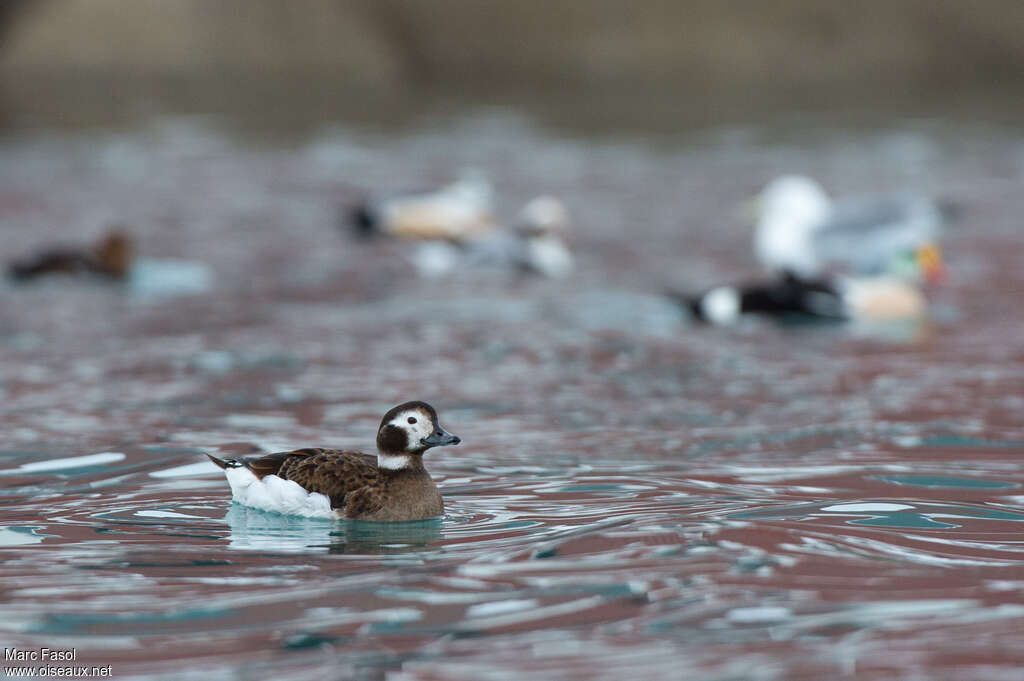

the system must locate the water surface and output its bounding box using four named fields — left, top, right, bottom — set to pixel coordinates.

left=1, top=114, right=1023, bottom=680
